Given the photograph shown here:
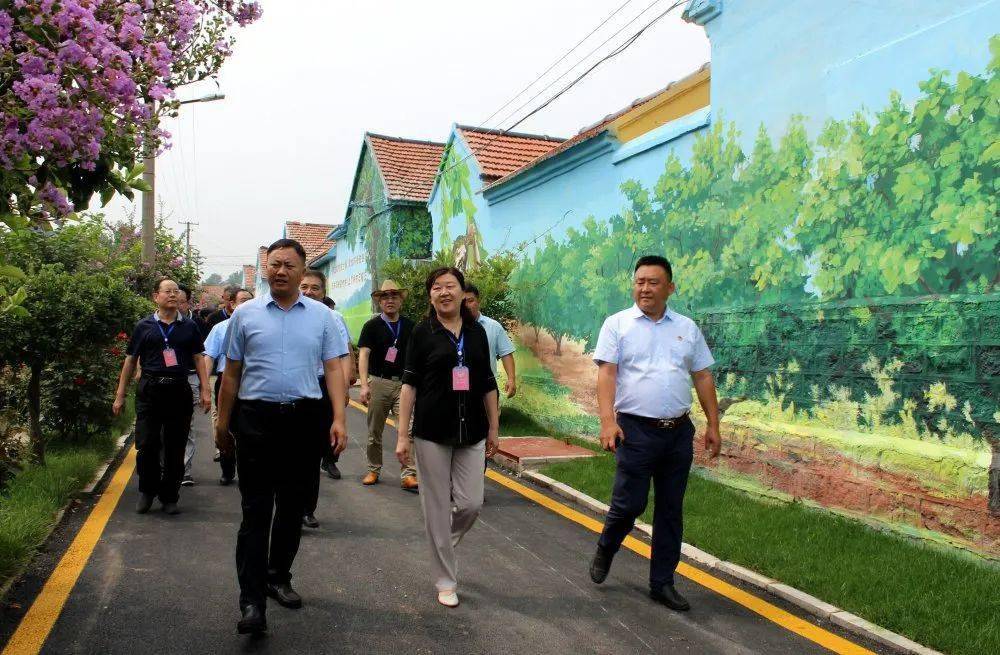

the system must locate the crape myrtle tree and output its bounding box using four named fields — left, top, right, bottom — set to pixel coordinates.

left=0, top=0, right=261, bottom=227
